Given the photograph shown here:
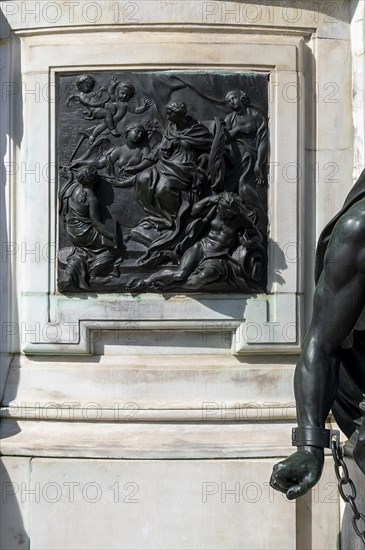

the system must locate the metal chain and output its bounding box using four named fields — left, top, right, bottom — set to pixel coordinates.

left=331, top=436, right=365, bottom=545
